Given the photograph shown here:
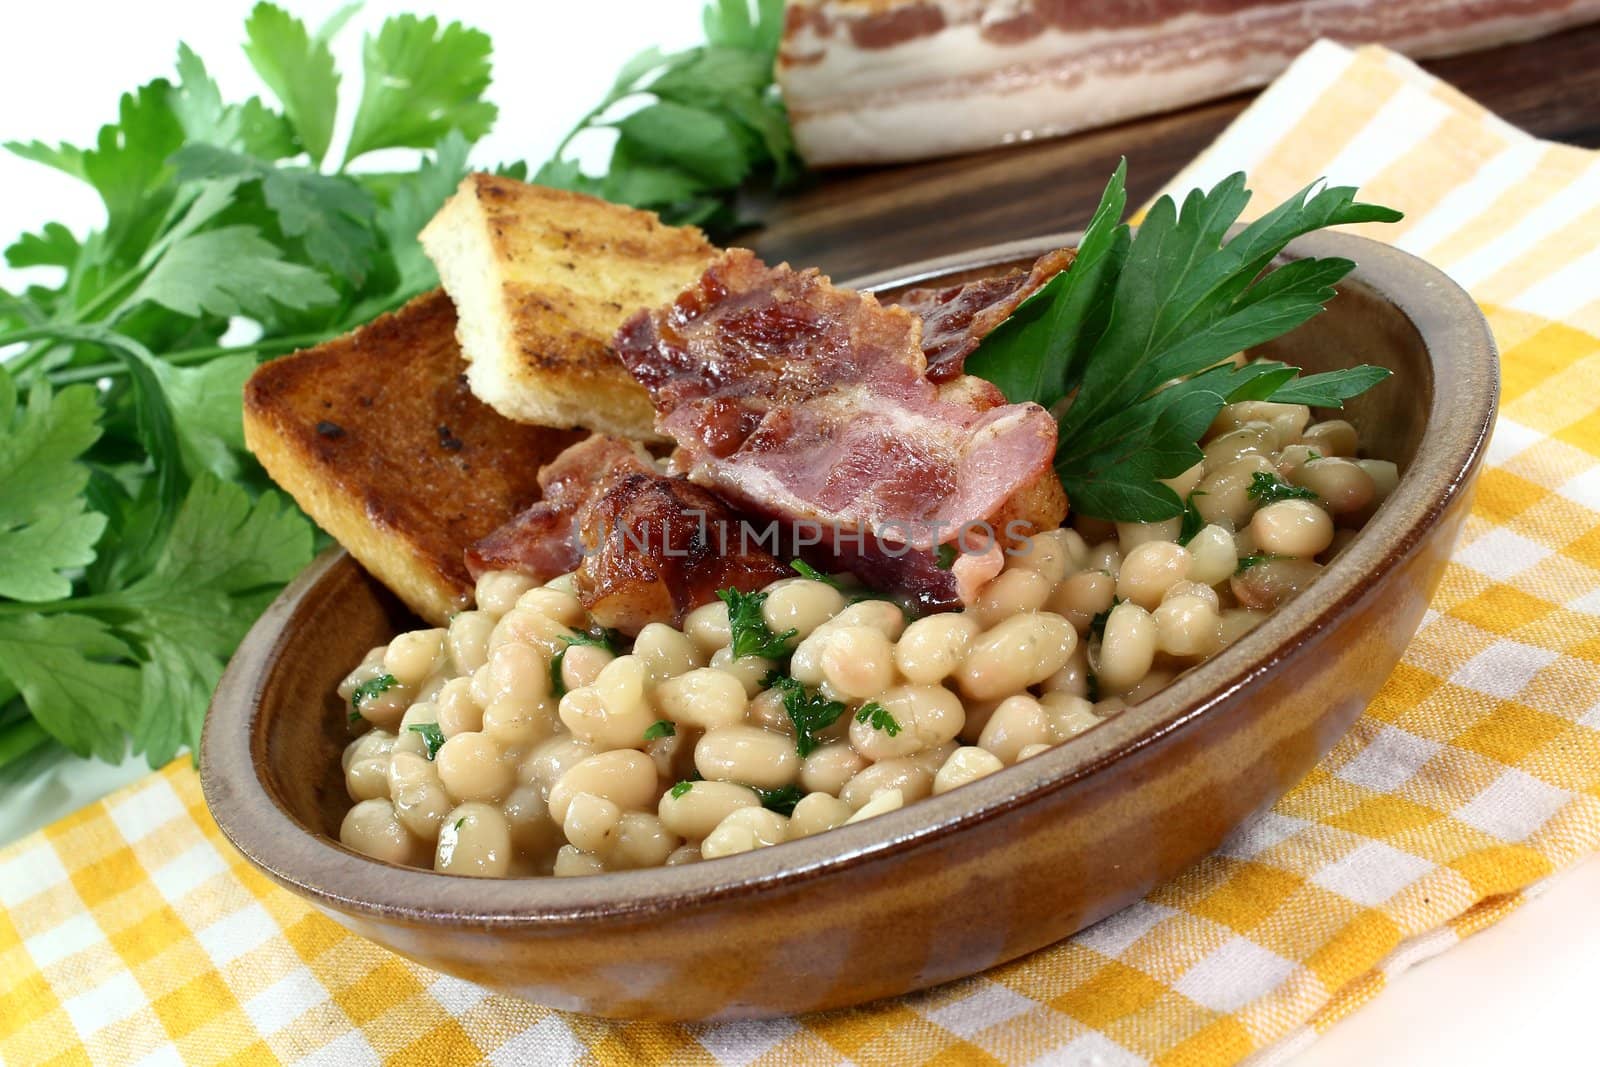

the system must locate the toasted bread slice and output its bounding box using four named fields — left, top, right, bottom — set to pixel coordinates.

left=420, top=174, right=717, bottom=441
left=243, top=290, right=582, bottom=624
